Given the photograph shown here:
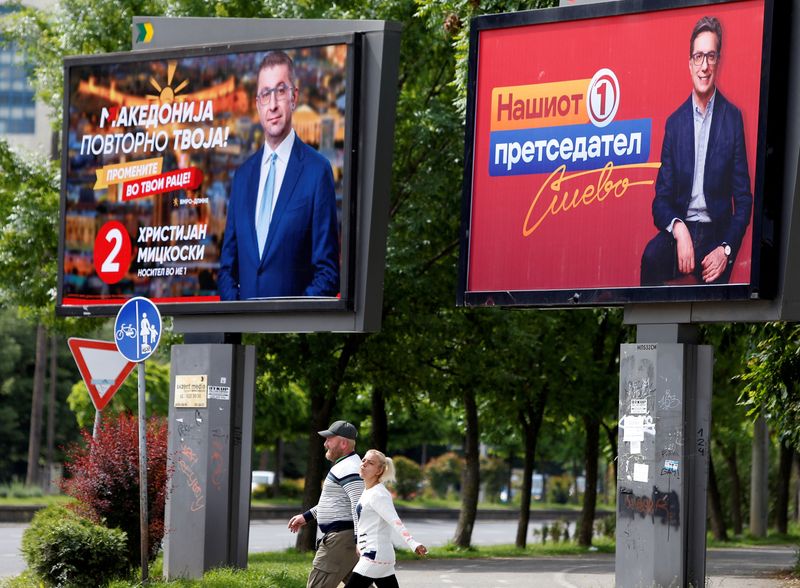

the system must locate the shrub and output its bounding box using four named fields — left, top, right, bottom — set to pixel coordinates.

left=0, top=479, right=44, bottom=498
left=21, top=504, right=129, bottom=587
left=547, top=475, right=571, bottom=504
left=61, top=413, right=169, bottom=569
left=480, top=456, right=508, bottom=503
left=279, top=478, right=304, bottom=499
left=594, top=514, right=616, bottom=538
left=424, top=452, right=464, bottom=498
left=392, top=456, right=423, bottom=500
